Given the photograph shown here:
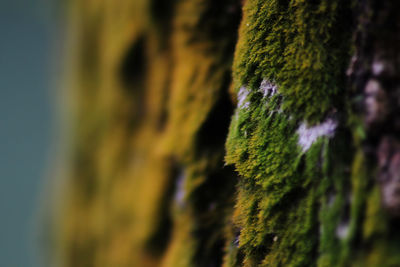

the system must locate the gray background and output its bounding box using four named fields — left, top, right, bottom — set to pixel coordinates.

left=0, top=0, right=61, bottom=266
